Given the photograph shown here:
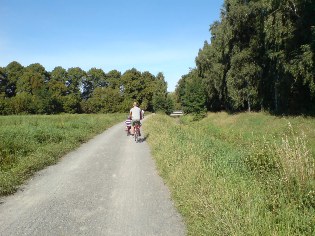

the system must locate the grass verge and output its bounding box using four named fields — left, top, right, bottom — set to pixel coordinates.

left=0, top=113, right=125, bottom=196
left=144, top=112, right=315, bottom=235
